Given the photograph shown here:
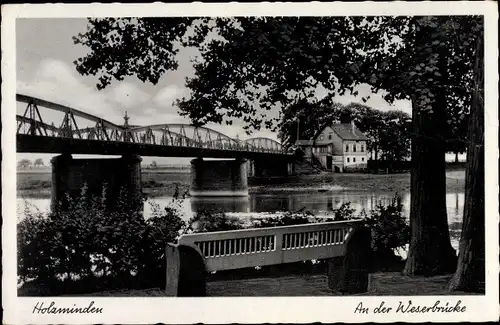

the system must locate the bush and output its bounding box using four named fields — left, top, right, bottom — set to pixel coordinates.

left=326, top=198, right=409, bottom=258
left=332, top=202, right=358, bottom=221
left=250, top=208, right=342, bottom=228
left=364, top=195, right=410, bottom=257
left=17, top=184, right=185, bottom=292
left=186, top=209, right=244, bottom=233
